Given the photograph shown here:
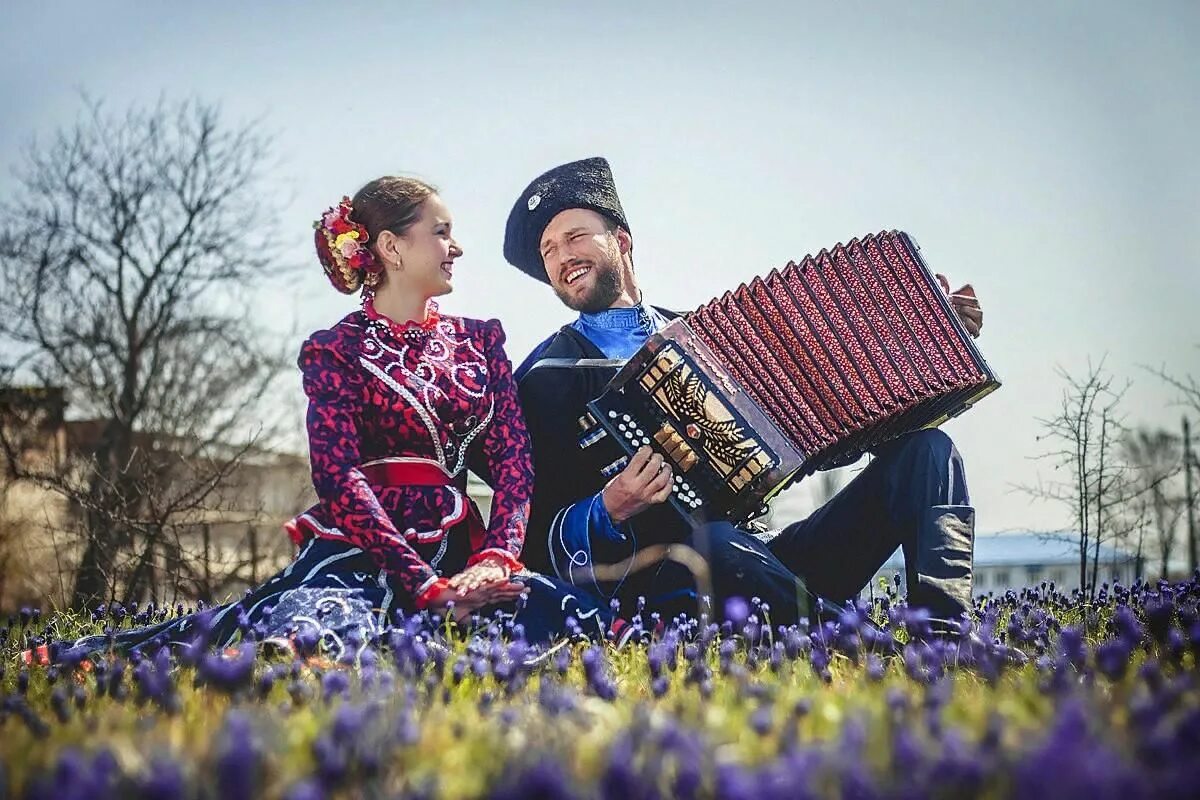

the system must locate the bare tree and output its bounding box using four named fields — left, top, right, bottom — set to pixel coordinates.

left=1149, top=348, right=1200, bottom=418
left=1020, top=360, right=1142, bottom=596
left=1121, top=427, right=1184, bottom=578
left=0, top=97, right=291, bottom=607
left=1146, top=351, right=1200, bottom=573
